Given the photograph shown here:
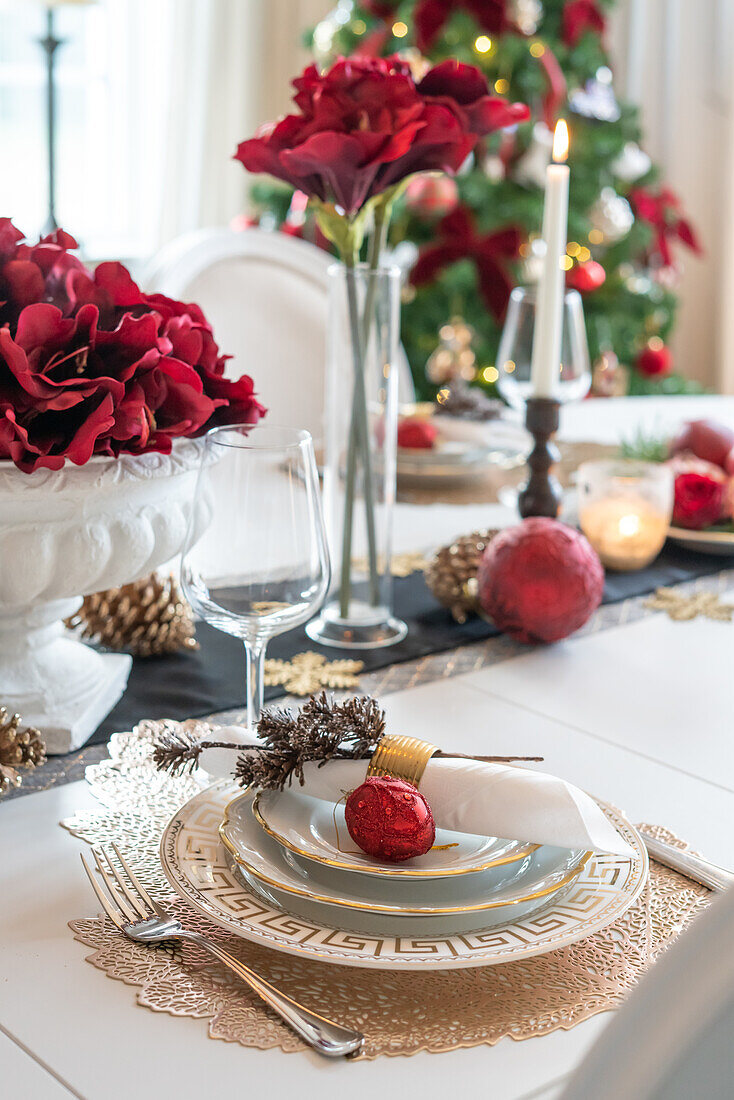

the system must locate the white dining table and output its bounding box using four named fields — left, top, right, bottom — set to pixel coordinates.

left=2, top=395, right=734, bottom=1100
